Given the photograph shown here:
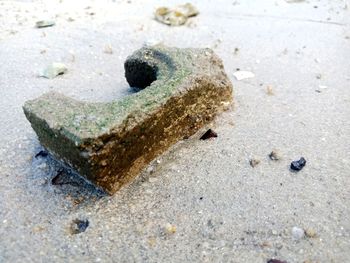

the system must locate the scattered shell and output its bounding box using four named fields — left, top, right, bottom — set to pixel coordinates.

left=104, top=44, right=113, bottom=54
left=35, top=20, right=55, bottom=28
left=164, top=223, right=176, bottom=234
left=233, top=71, right=255, bottom=81
left=155, top=7, right=187, bottom=26
left=40, top=63, right=67, bottom=79
left=175, top=3, right=199, bottom=17
left=155, top=3, right=198, bottom=26
left=266, top=85, right=274, bottom=95
left=32, top=225, right=45, bottom=233
left=305, top=228, right=317, bottom=238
